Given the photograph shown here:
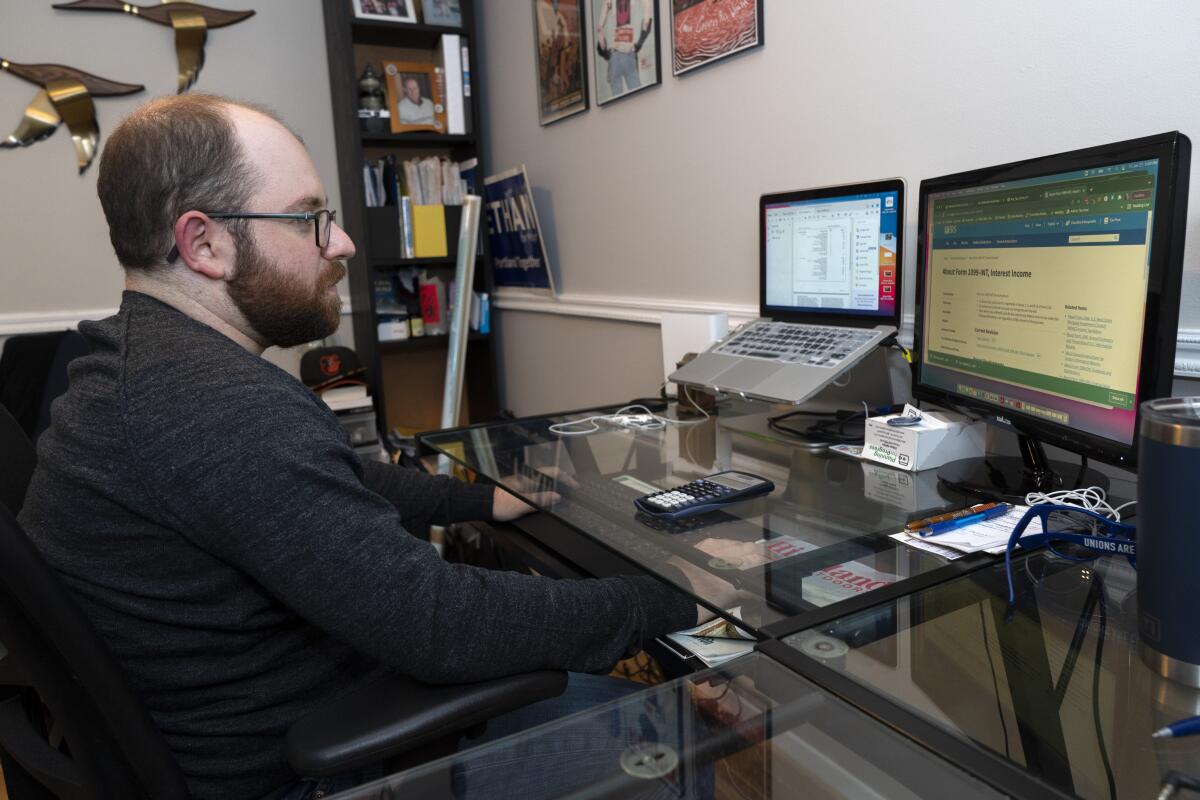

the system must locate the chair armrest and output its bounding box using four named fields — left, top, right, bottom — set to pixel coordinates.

left=285, top=669, right=567, bottom=776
